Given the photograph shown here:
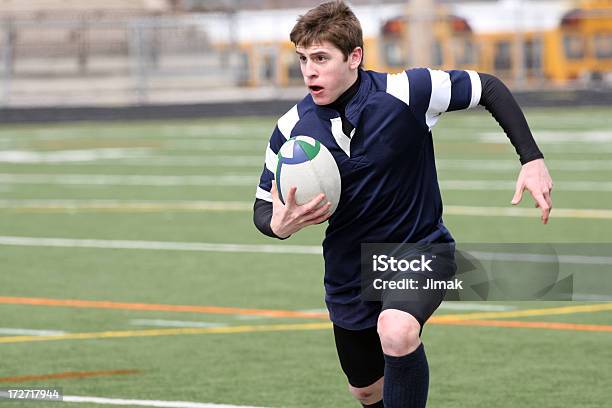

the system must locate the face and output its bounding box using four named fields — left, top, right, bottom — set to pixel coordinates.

left=296, top=41, right=362, bottom=105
